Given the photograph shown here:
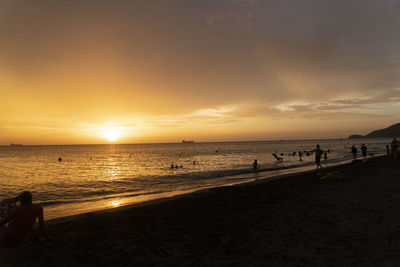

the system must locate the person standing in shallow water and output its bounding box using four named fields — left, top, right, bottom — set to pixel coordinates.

left=253, top=159, right=259, bottom=171
left=351, top=145, right=358, bottom=160
left=361, top=144, right=367, bottom=160
left=391, top=138, right=399, bottom=159
left=313, top=144, right=324, bottom=169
